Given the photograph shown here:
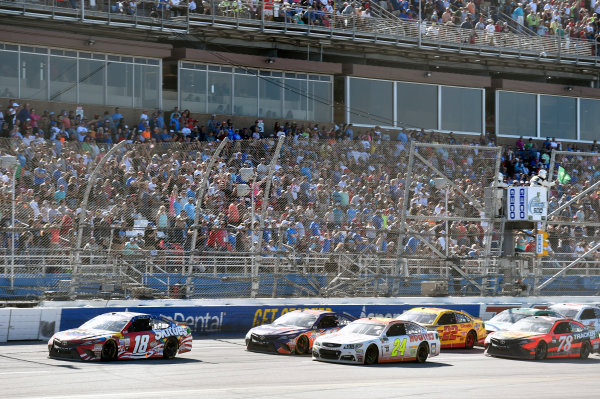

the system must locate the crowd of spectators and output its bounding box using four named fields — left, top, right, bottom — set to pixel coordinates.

left=1, top=98, right=599, bottom=265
